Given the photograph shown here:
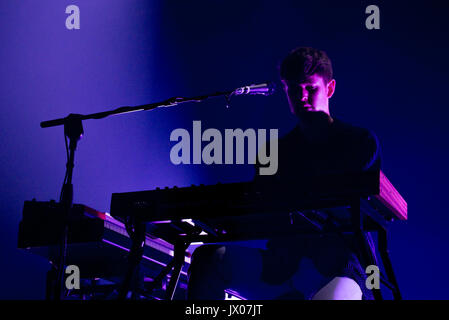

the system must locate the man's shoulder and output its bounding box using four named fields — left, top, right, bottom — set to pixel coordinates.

left=332, top=118, right=380, bottom=148
left=332, top=118, right=375, bottom=138
left=332, top=118, right=381, bottom=170
left=277, top=118, right=378, bottom=143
